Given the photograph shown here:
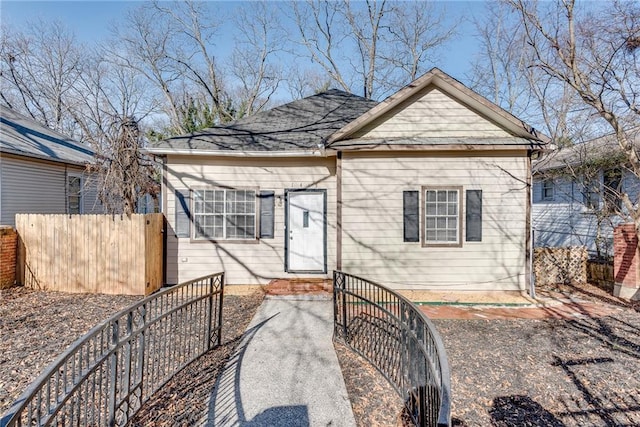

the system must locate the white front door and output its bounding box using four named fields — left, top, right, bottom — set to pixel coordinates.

left=286, top=190, right=326, bottom=273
